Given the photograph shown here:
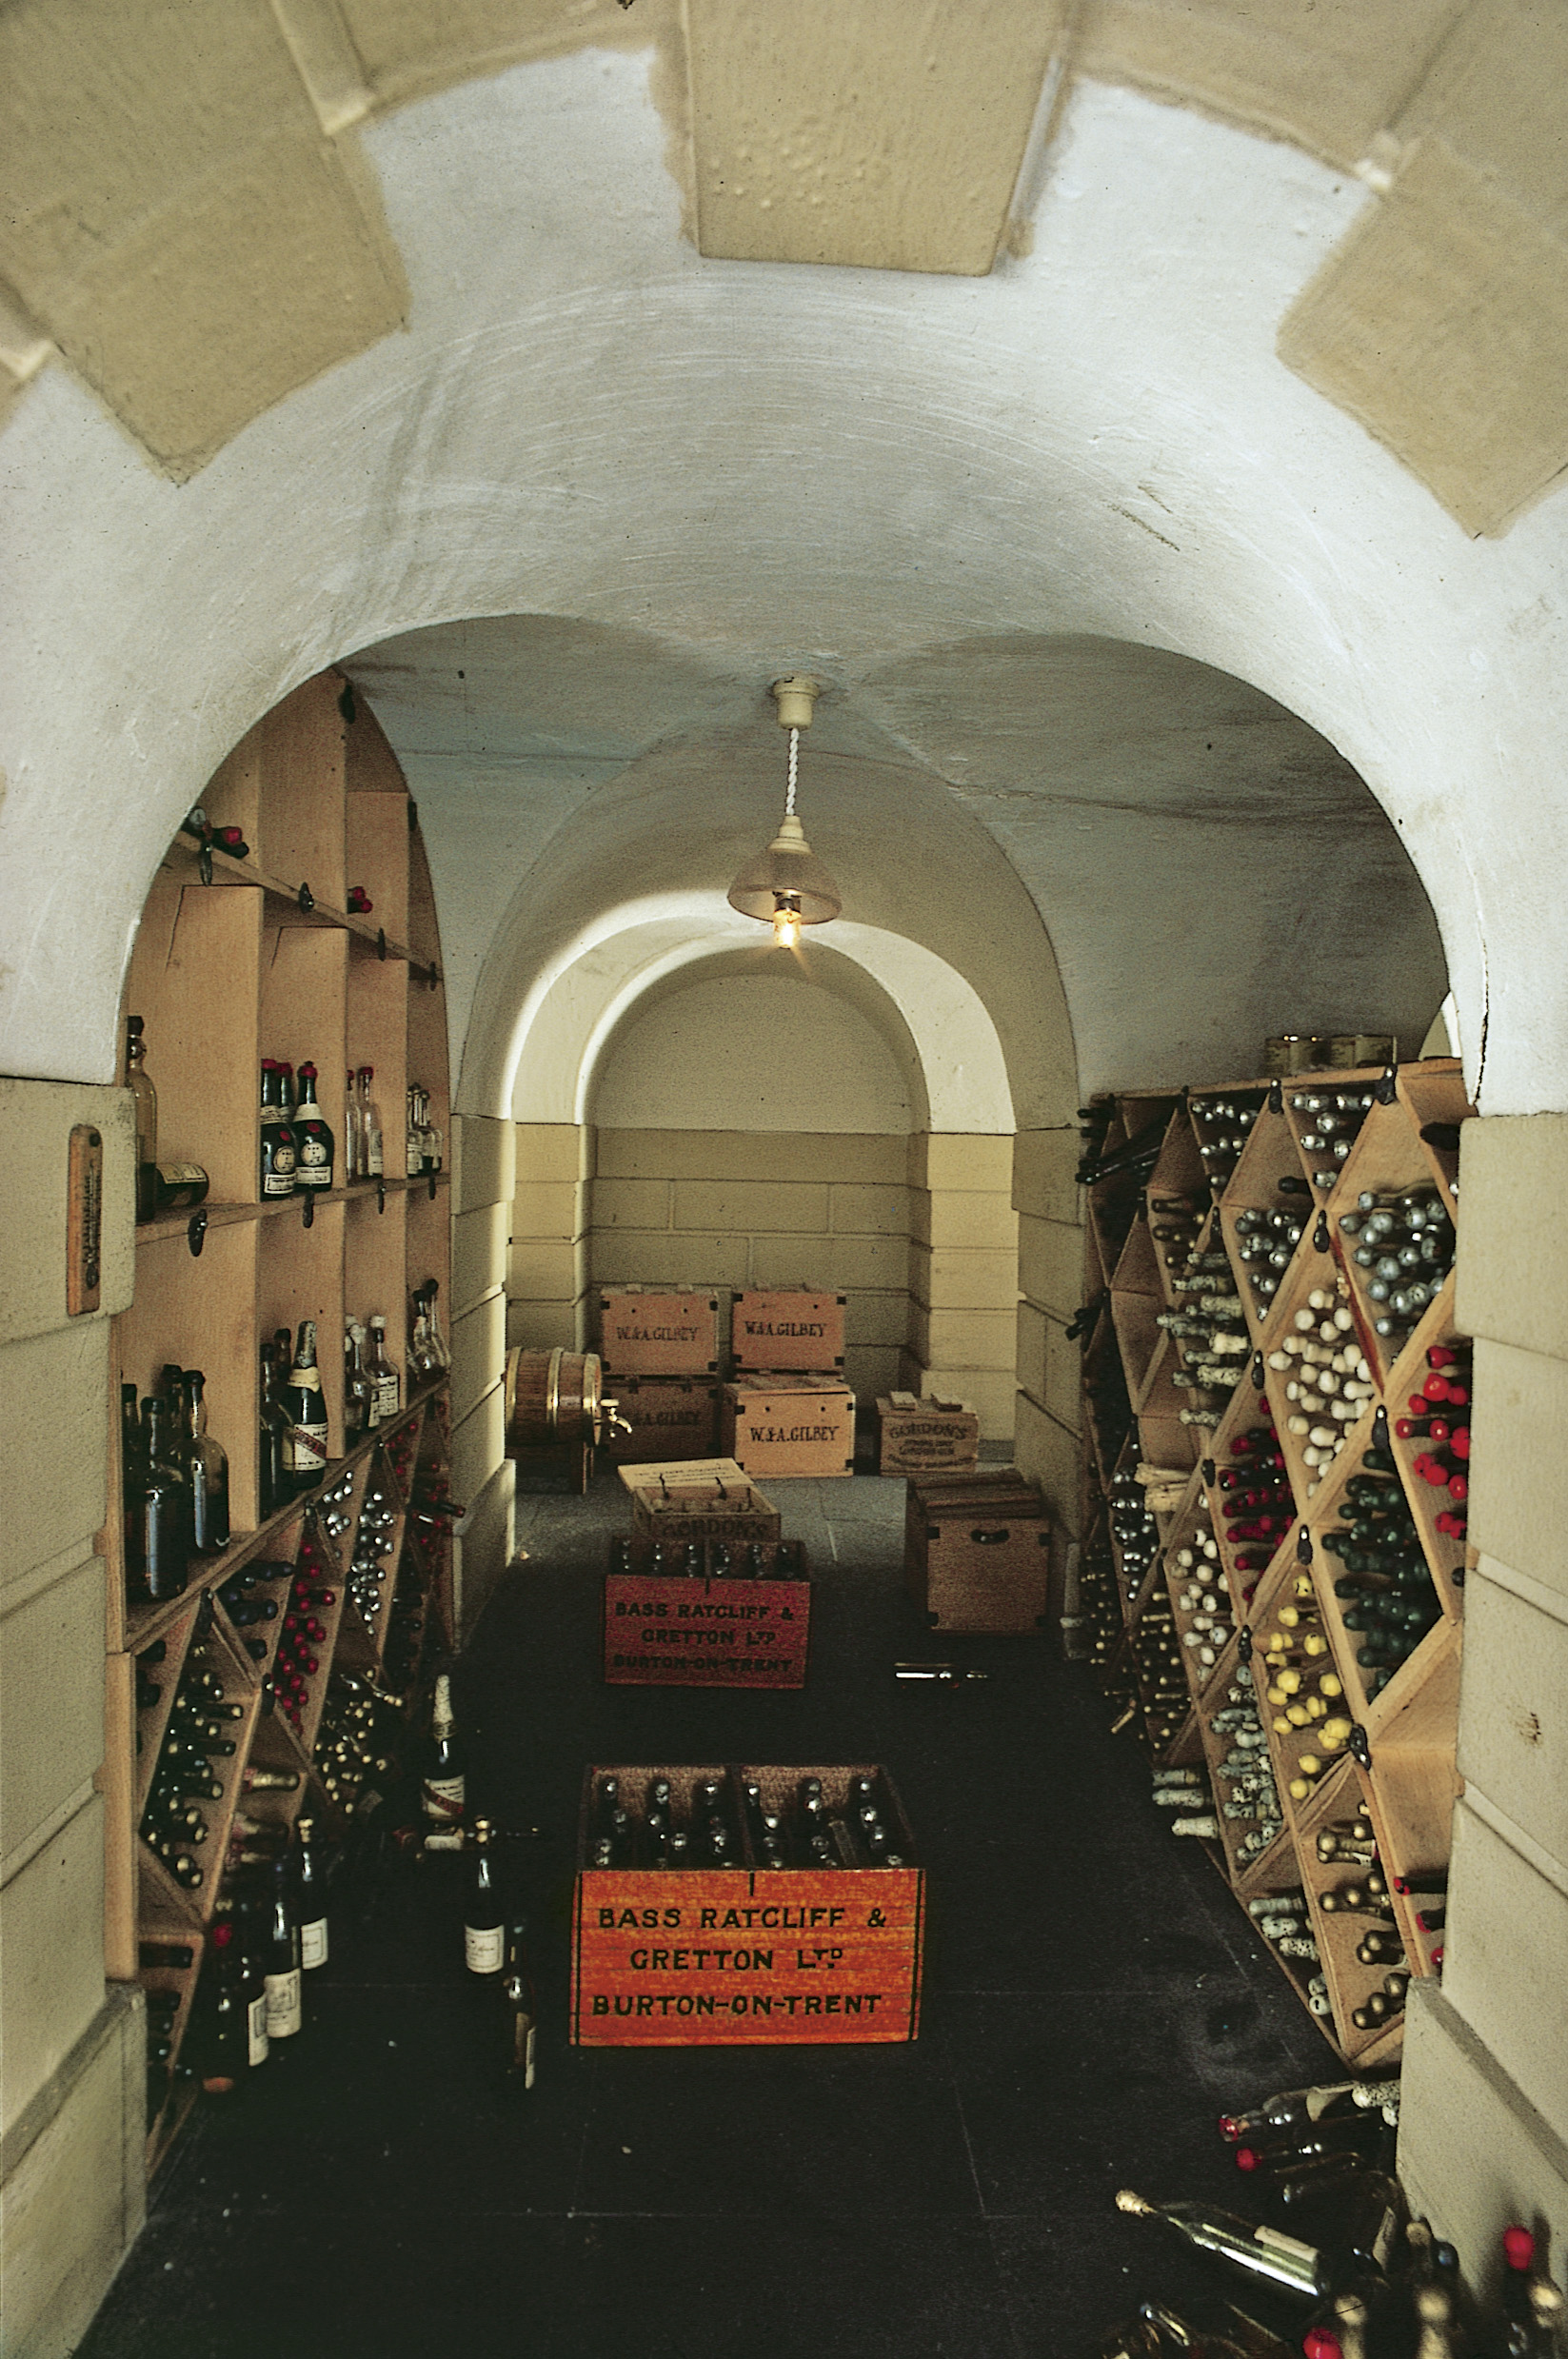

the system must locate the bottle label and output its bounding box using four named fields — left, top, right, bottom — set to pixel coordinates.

left=284, top=1419, right=329, bottom=1477
left=262, top=1158, right=295, bottom=1198
left=510, top=2012, right=536, bottom=2086
left=296, top=1138, right=332, bottom=1187
left=406, top=1137, right=423, bottom=1179
left=366, top=1135, right=383, bottom=1176
left=300, top=1914, right=328, bottom=1970
left=466, top=1923, right=505, bottom=1973
left=423, top=1772, right=465, bottom=1821
left=264, top=1967, right=302, bottom=2037
left=375, top=1374, right=400, bottom=1421
left=247, top=1992, right=270, bottom=2066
